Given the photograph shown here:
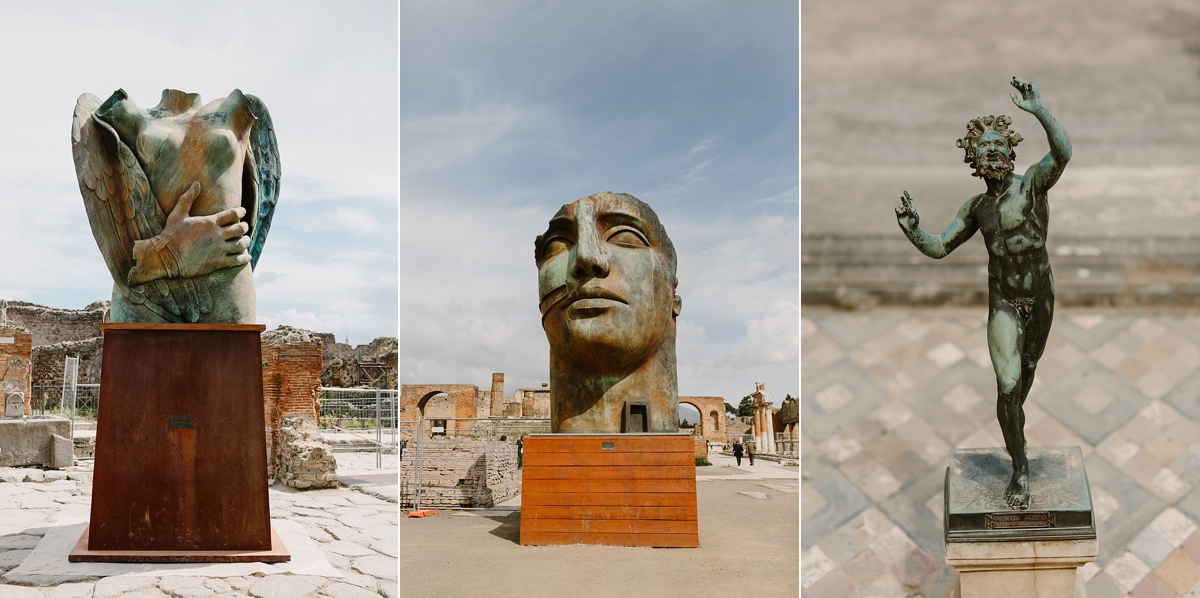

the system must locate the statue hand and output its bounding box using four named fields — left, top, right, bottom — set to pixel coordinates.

left=895, top=190, right=919, bottom=232
left=1010, top=77, right=1044, bottom=113
left=161, top=182, right=251, bottom=278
